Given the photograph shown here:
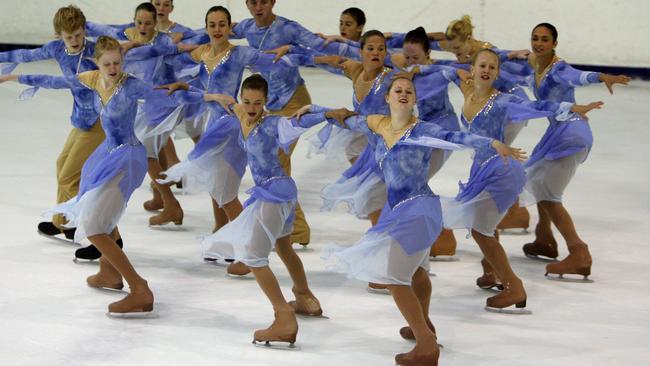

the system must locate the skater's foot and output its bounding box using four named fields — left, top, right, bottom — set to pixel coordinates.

left=149, top=204, right=183, bottom=226
left=87, top=257, right=123, bottom=290
left=367, top=282, right=390, bottom=295
left=226, top=262, right=251, bottom=277
left=38, top=221, right=75, bottom=239
left=399, top=318, right=436, bottom=340
left=476, top=258, right=502, bottom=290
left=108, top=282, right=154, bottom=314
left=485, top=278, right=526, bottom=309
left=395, top=342, right=440, bottom=366
left=523, top=223, right=558, bottom=259
left=143, top=182, right=163, bottom=211
left=430, top=229, right=457, bottom=258
left=497, top=202, right=530, bottom=231
left=75, top=239, right=123, bottom=261
left=523, top=241, right=558, bottom=260
left=288, top=288, right=322, bottom=317
left=253, top=308, right=298, bottom=345
left=545, top=242, right=592, bottom=278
